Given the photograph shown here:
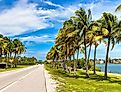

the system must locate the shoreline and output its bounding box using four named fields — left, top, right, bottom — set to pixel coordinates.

left=96, top=63, right=121, bottom=75
left=93, top=71, right=121, bottom=77
left=97, top=63, right=121, bottom=64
